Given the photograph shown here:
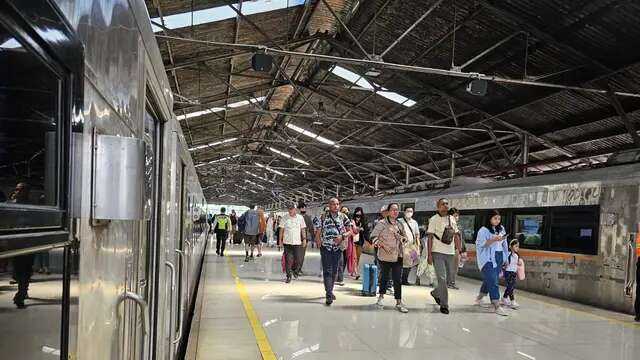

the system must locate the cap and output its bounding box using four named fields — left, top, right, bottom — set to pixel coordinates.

left=380, top=205, right=387, bottom=212
left=287, top=203, right=297, bottom=209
